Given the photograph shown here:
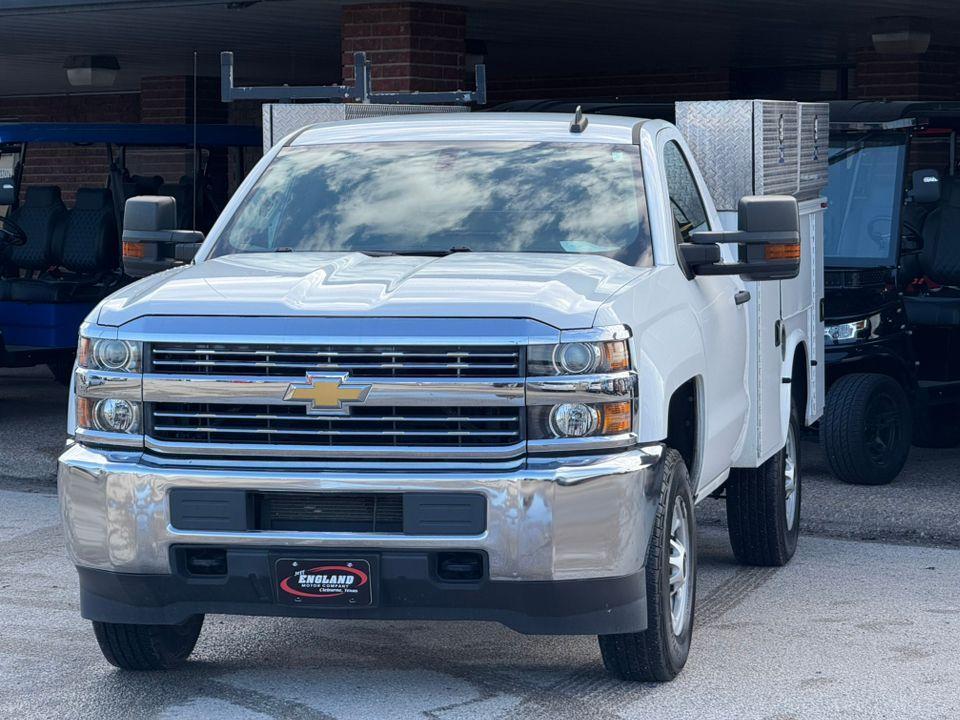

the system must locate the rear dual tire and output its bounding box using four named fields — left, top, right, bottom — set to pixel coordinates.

left=726, top=410, right=801, bottom=567
left=598, top=448, right=696, bottom=682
